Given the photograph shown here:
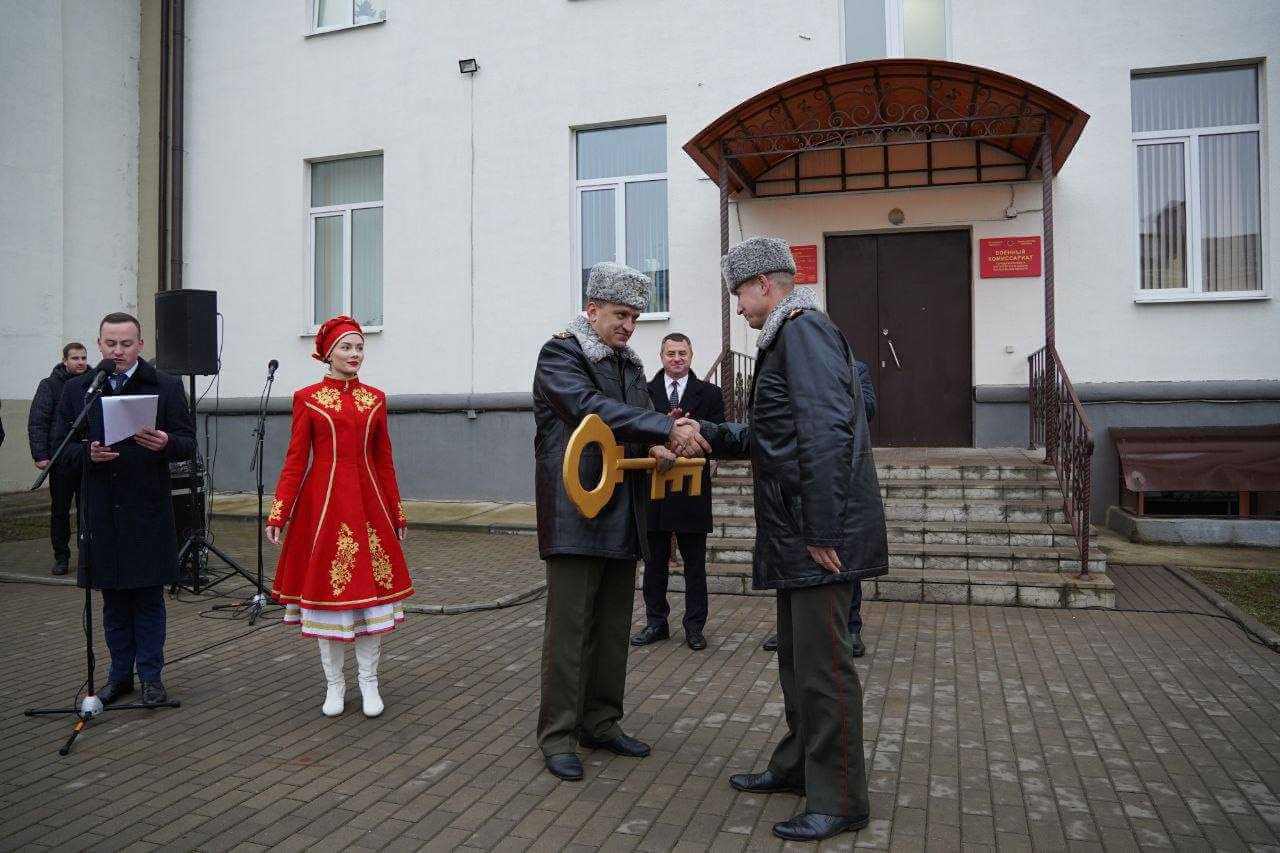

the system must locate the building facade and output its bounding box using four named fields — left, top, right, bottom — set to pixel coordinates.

left=3, top=1, right=1277, bottom=519
left=0, top=0, right=159, bottom=492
